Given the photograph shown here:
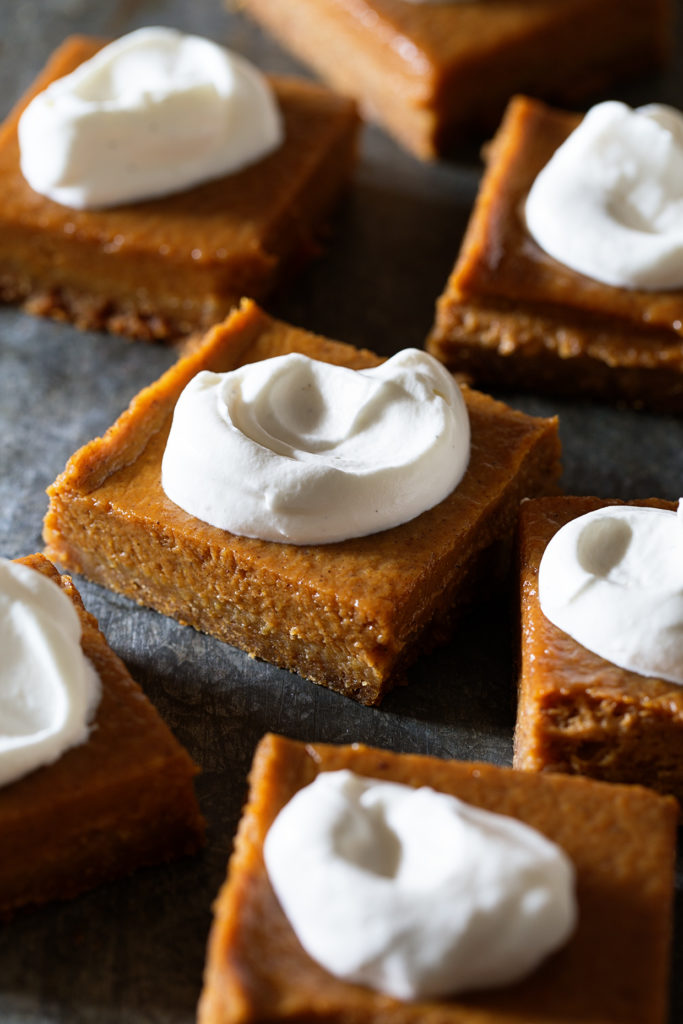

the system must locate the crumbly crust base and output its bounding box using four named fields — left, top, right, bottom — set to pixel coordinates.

left=428, top=297, right=683, bottom=413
